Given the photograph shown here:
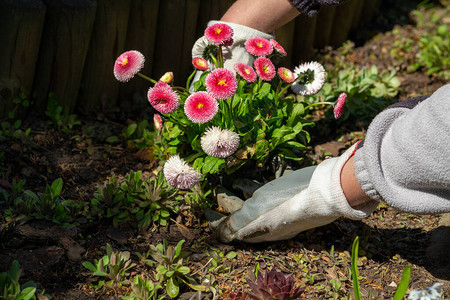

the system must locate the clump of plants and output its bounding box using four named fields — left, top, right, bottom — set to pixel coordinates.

left=302, top=64, right=401, bottom=125
left=122, top=275, right=163, bottom=300
left=1, top=178, right=80, bottom=227
left=90, top=170, right=181, bottom=229
left=0, top=260, right=38, bottom=300
left=113, top=22, right=348, bottom=193
left=82, top=243, right=136, bottom=291
left=390, top=5, right=449, bottom=79
left=0, top=88, right=31, bottom=142
left=139, top=239, right=205, bottom=298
